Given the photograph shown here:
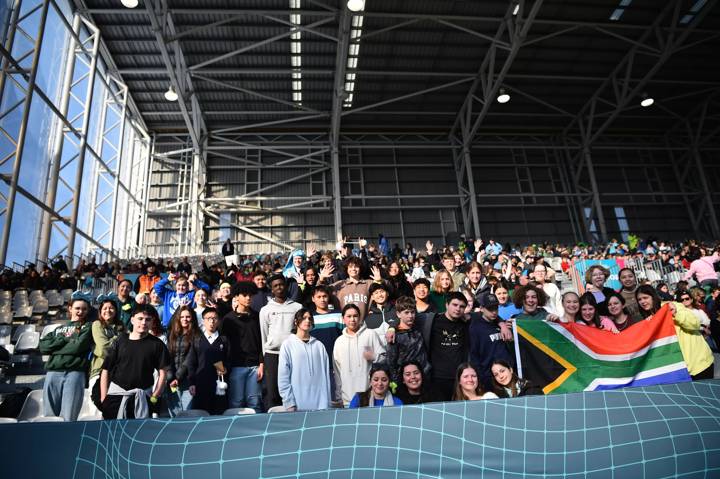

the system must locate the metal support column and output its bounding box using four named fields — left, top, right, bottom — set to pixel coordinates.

left=582, top=146, right=607, bottom=243
left=107, top=79, right=129, bottom=254
left=450, top=141, right=471, bottom=236
left=85, top=87, right=109, bottom=239
left=66, top=18, right=101, bottom=264
left=330, top=147, right=343, bottom=242
left=139, top=135, right=155, bottom=250
left=0, top=0, right=50, bottom=265
left=692, top=145, right=720, bottom=238
left=0, top=0, right=22, bottom=114
left=462, top=145, right=481, bottom=239
left=329, top=7, right=351, bottom=241
left=38, top=12, right=81, bottom=262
